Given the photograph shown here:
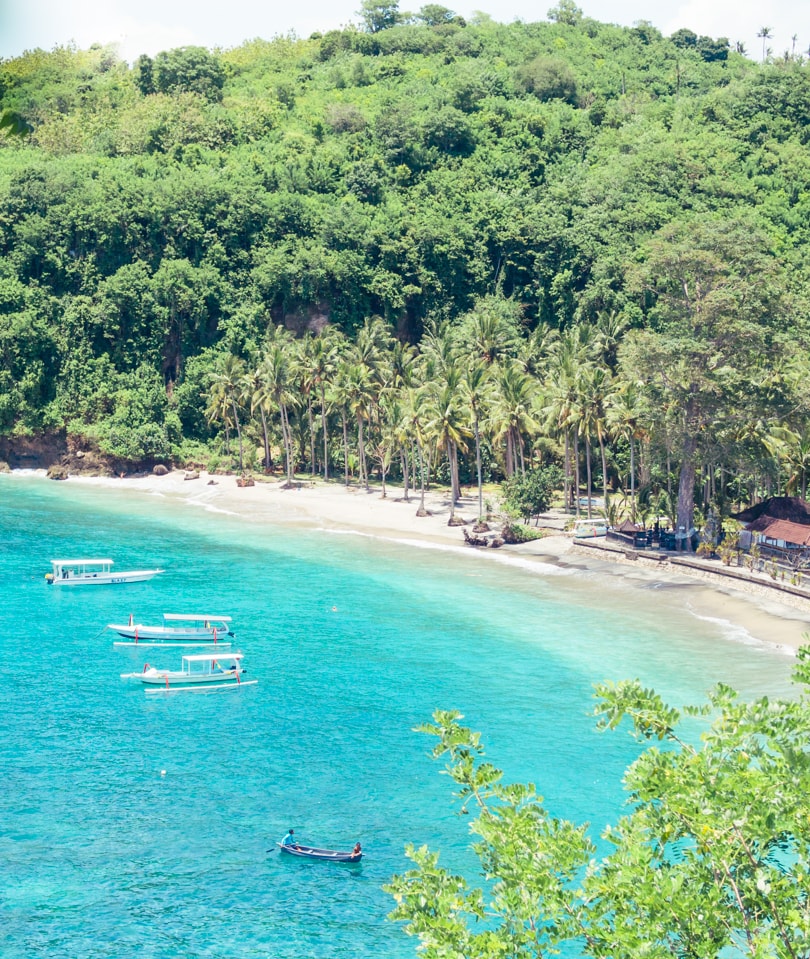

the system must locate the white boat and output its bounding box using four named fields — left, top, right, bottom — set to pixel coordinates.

left=570, top=518, right=609, bottom=538
left=46, top=558, right=164, bottom=586
left=121, top=652, right=257, bottom=694
left=109, top=613, right=234, bottom=647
